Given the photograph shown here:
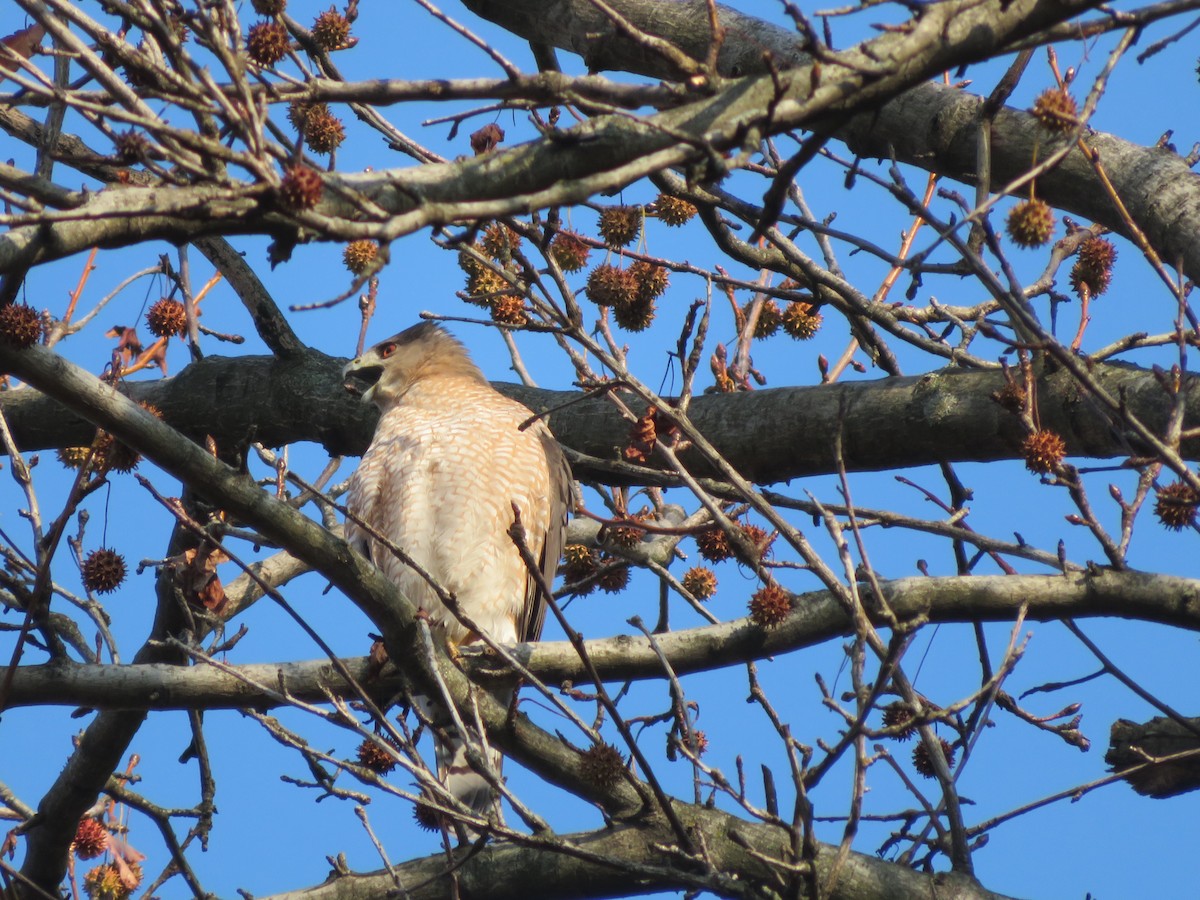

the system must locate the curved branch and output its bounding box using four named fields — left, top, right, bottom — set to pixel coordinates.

left=9, top=569, right=1198, bottom=710
left=461, top=0, right=1200, bottom=281
left=262, top=807, right=1014, bottom=900
left=0, top=0, right=1114, bottom=275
